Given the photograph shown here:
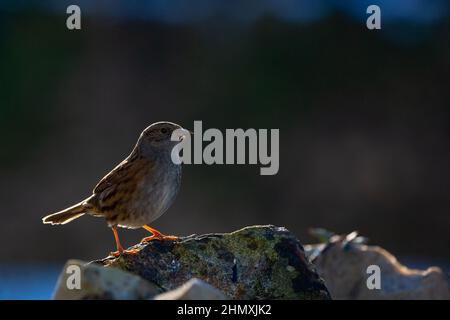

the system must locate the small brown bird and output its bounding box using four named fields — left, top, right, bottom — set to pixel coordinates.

left=42, top=121, right=188, bottom=257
